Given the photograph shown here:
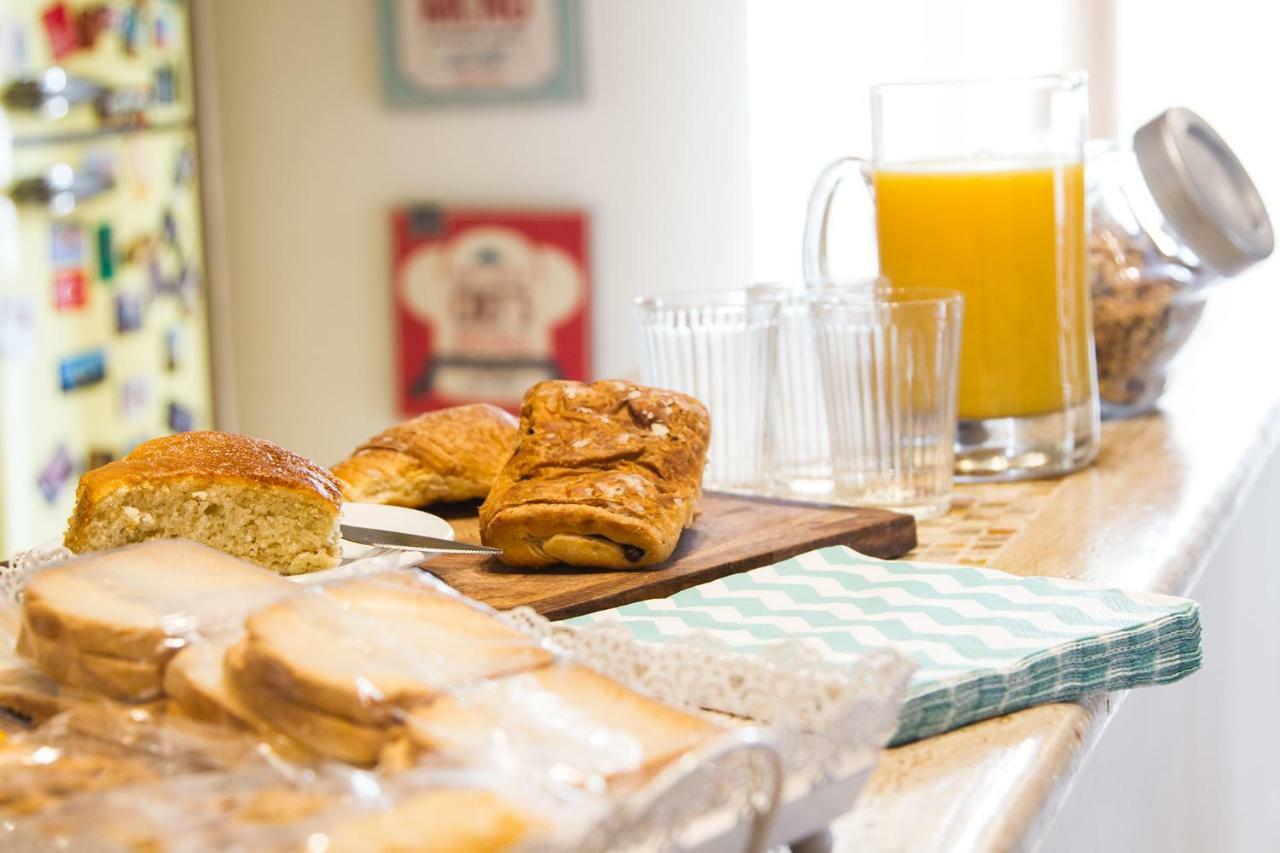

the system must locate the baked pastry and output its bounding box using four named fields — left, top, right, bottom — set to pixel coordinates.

left=331, top=404, right=518, bottom=506
left=408, top=663, right=718, bottom=785
left=479, top=380, right=711, bottom=568
left=65, top=431, right=343, bottom=575
left=19, top=539, right=295, bottom=701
